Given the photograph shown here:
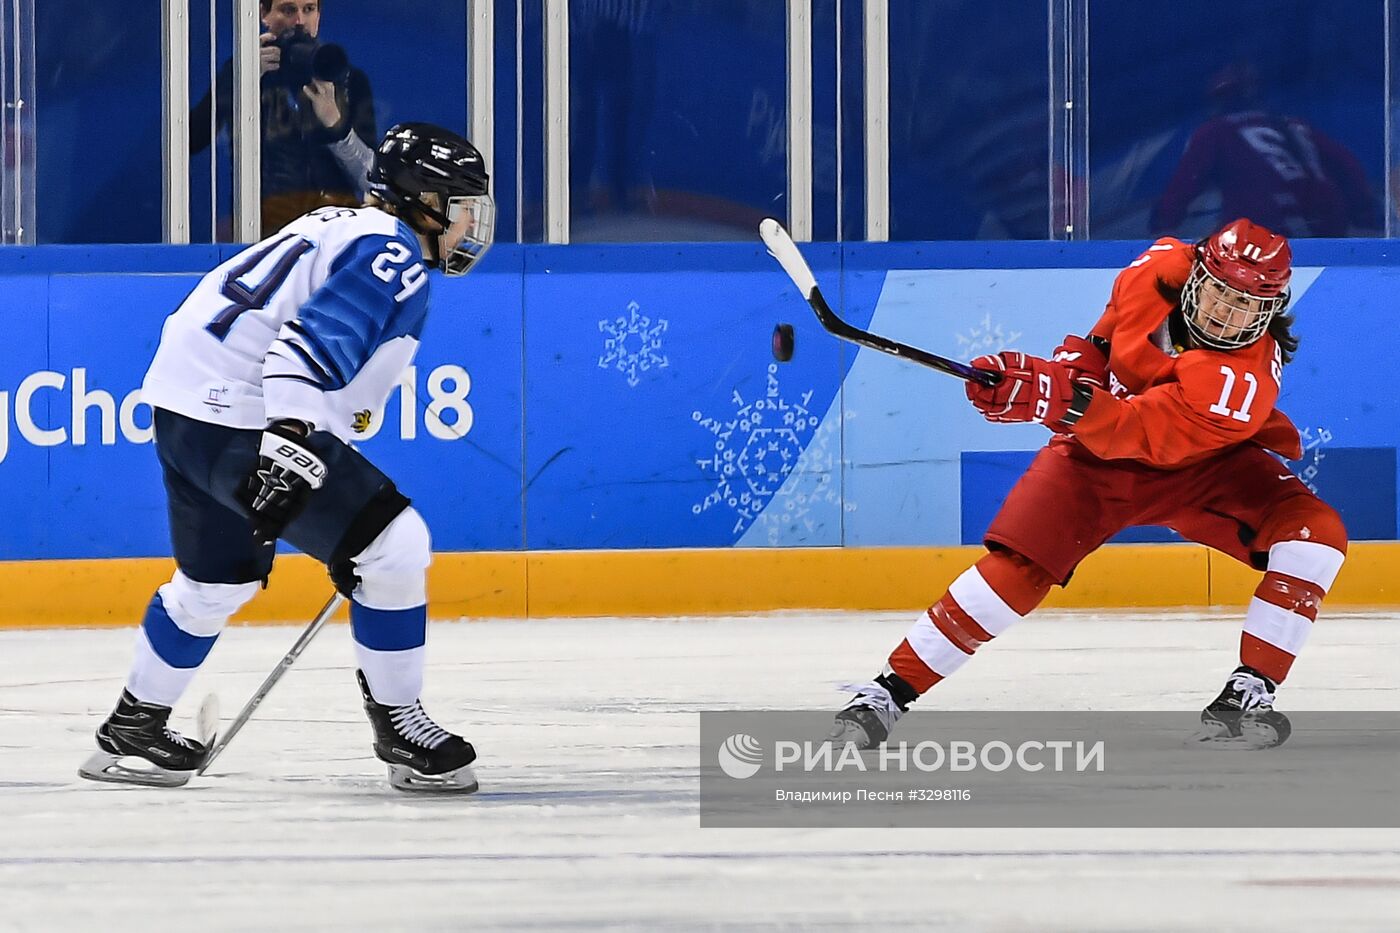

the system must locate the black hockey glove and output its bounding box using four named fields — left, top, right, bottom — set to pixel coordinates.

left=238, top=420, right=327, bottom=547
